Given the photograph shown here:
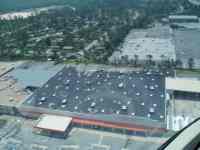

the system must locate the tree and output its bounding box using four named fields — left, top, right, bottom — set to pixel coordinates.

left=146, top=54, right=153, bottom=66
left=134, top=54, right=139, bottom=67
left=175, top=59, right=183, bottom=69
left=188, top=58, right=195, bottom=70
